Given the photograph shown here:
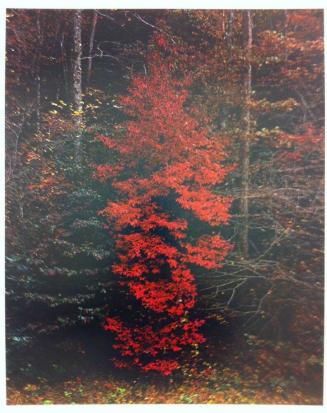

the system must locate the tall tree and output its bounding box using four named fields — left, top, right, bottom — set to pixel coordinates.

left=73, top=9, right=83, bottom=162
left=35, top=10, right=42, bottom=133
left=87, top=11, right=98, bottom=83
left=96, top=38, right=232, bottom=375
left=240, top=10, right=253, bottom=259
